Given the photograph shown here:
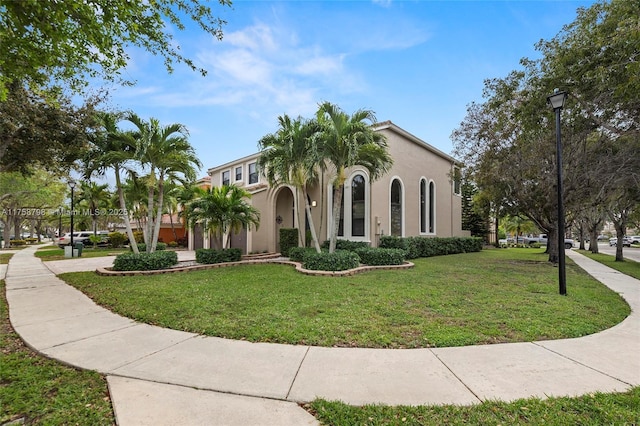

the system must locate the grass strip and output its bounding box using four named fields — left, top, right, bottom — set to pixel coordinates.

left=308, top=387, right=640, bottom=425
left=577, top=250, right=640, bottom=280
left=60, top=248, right=630, bottom=348
left=0, top=280, right=115, bottom=424
left=35, top=246, right=129, bottom=261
